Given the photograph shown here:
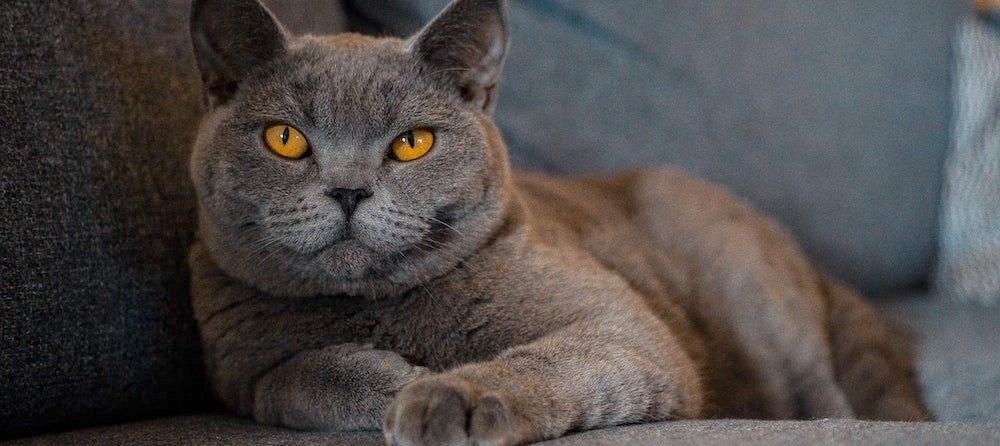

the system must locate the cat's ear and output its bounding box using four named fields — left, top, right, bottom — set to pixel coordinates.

left=408, top=0, right=509, bottom=113
left=190, top=0, right=289, bottom=106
